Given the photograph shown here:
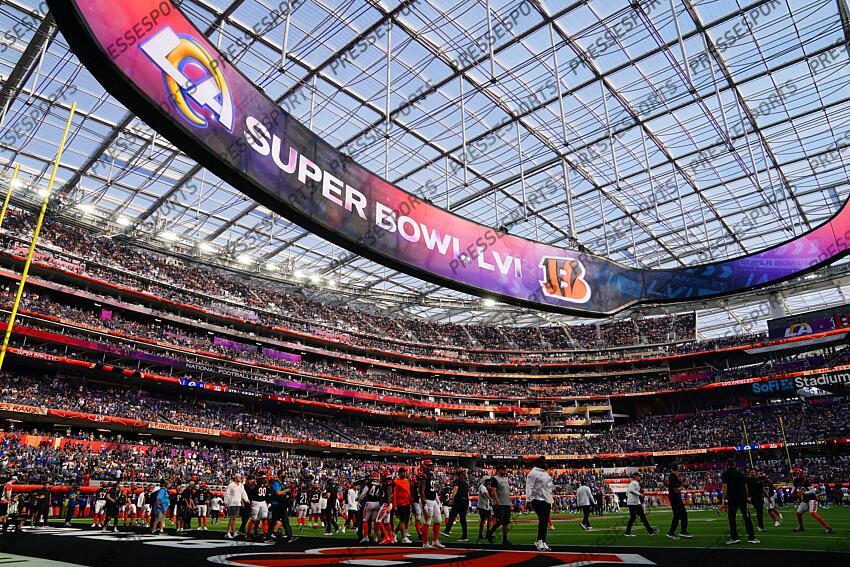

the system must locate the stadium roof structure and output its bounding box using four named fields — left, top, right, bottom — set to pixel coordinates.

left=3, top=0, right=850, bottom=337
